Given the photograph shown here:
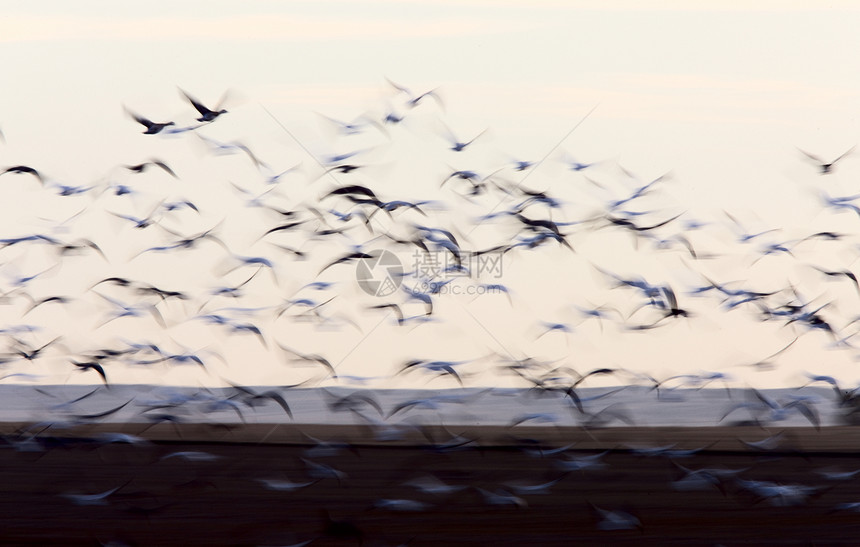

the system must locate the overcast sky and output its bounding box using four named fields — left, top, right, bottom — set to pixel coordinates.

left=1, top=2, right=858, bottom=207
